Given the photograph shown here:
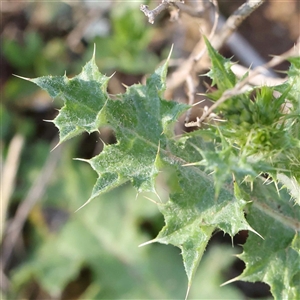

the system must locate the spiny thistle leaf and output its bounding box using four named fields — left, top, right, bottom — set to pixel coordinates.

left=83, top=59, right=189, bottom=203
left=150, top=163, right=258, bottom=287
left=204, top=36, right=236, bottom=91
left=224, top=179, right=300, bottom=300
